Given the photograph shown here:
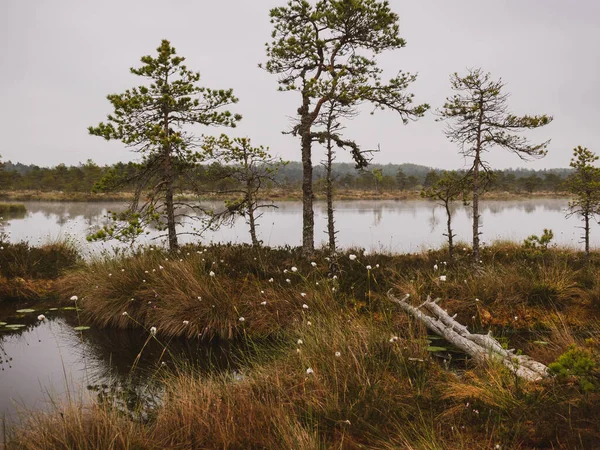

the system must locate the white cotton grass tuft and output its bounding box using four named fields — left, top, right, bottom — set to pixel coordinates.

left=209, top=271, right=215, bottom=277
left=335, top=351, right=341, bottom=357
left=260, top=301, right=267, bottom=306
left=37, top=314, right=46, bottom=321
left=439, top=275, right=447, bottom=281
left=291, top=266, right=298, bottom=273
left=349, top=254, right=357, bottom=261
left=300, top=292, right=307, bottom=297
left=183, top=320, right=189, bottom=325
left=122, top=312, right=128, bottom=316
left=302, top=304, right=309, bottom=309
left=297, top=339, right=303, bottom=345
left=150, top=326, right=157, bottom=336
left=70, top=295, right=78, bottom=301
left=366, top=265, right=372, bottom=270
left=311, top=262, right=317, bottom=267
left=306, top=367, right=314, bottom=375
left=239, top=317, right=245, bottom=322
left=268, top=278, right=274, bottom=283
